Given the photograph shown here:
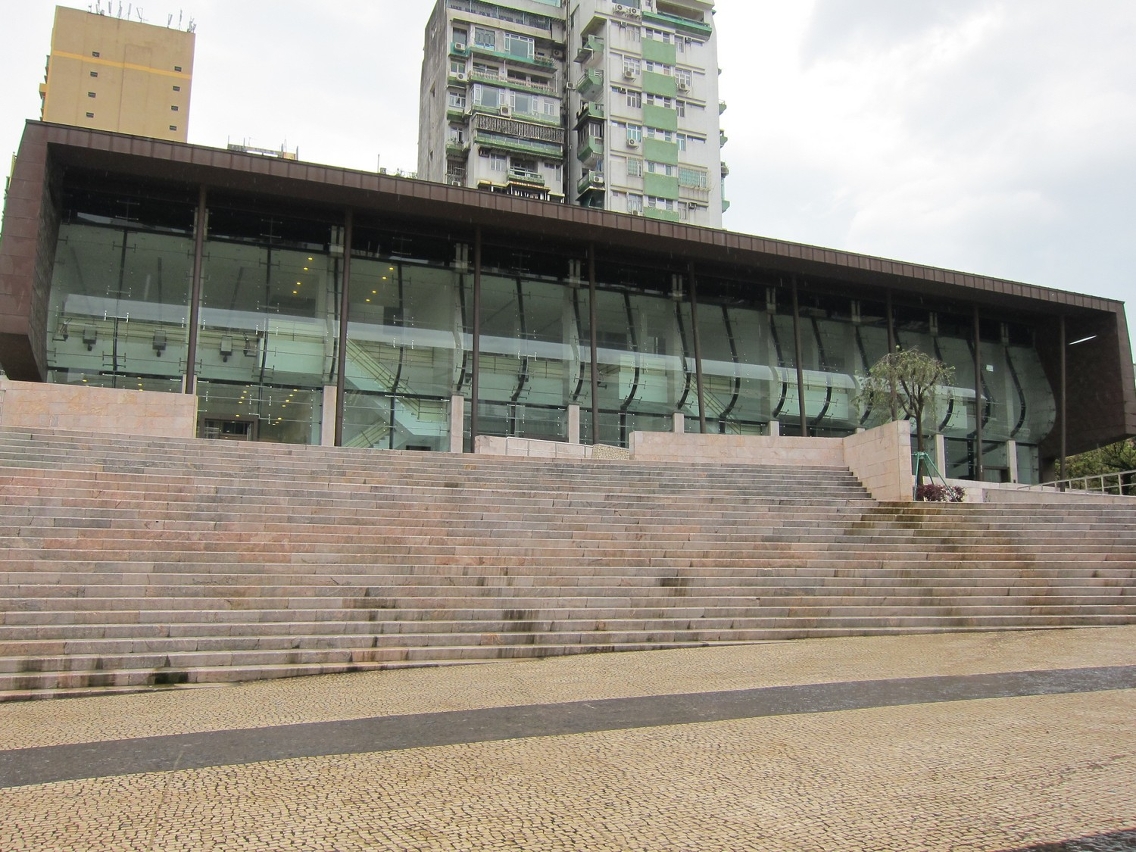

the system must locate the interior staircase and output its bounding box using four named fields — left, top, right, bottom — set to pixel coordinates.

left=0, top=427, right=1133, bottom=701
